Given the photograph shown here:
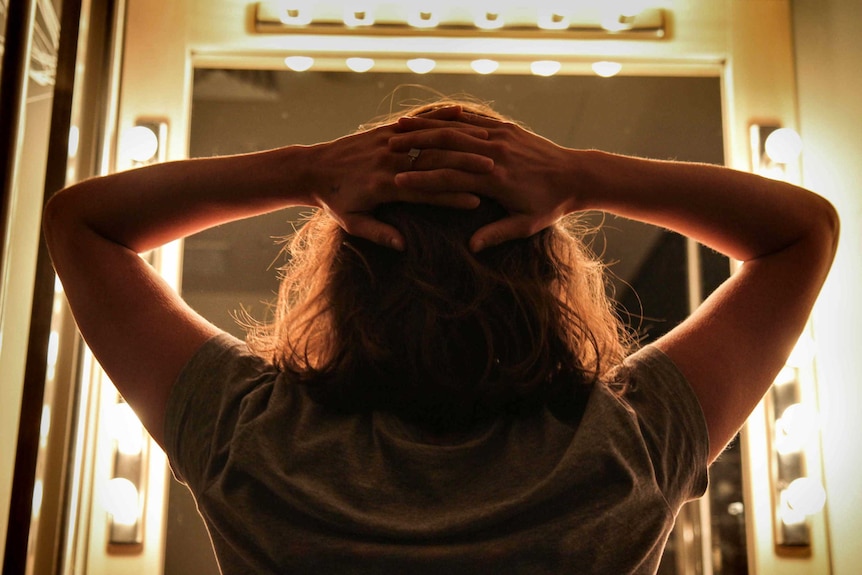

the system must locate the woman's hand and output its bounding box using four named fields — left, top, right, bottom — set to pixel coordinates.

left=310, top=108, right=495, bottom=250
left=391, top=111, right=579, bottom=251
